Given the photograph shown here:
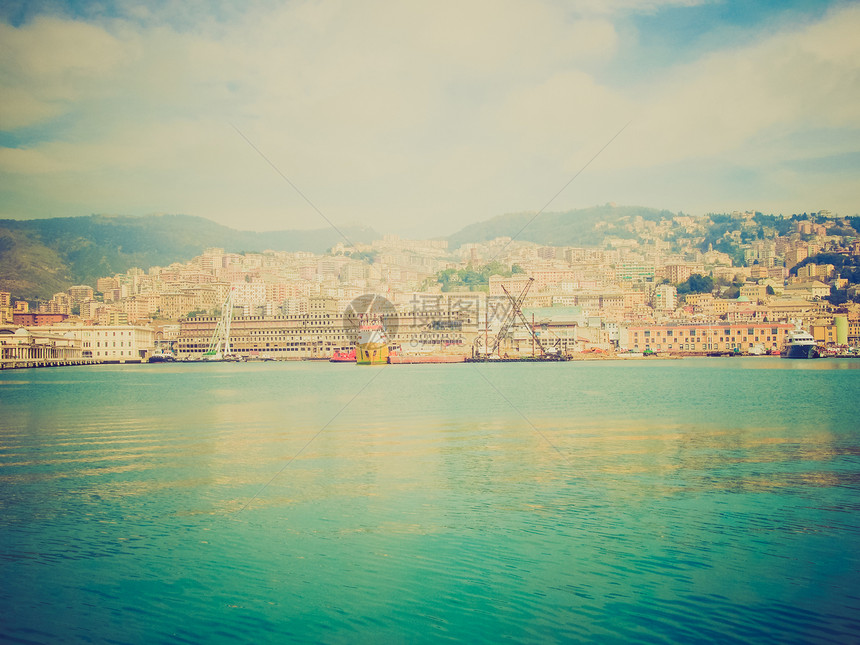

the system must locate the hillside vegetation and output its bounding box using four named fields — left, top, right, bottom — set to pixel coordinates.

left=0, top=214, right=376, bottom=300
left=446, top=204, right=675, bottom=249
